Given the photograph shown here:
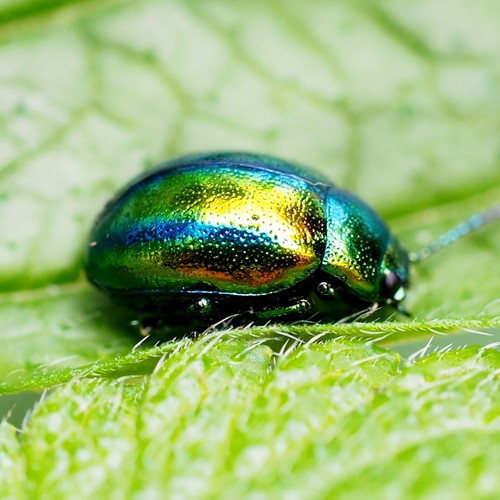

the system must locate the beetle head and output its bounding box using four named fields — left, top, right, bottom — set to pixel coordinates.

left=378, top=236, right=410, bottom=308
